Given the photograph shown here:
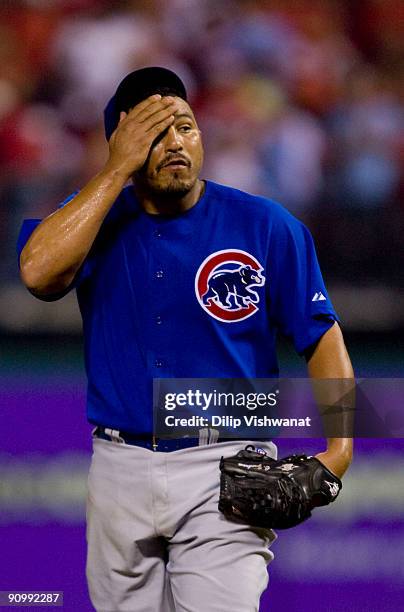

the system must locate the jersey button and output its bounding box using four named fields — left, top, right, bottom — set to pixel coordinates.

left=154, top=229, right=162, bottom=238
left=156, top=315, right=162, bottom=325
left=156, top=270, right=164, bottom=278
left=155, top=359, right=163, bottom=368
